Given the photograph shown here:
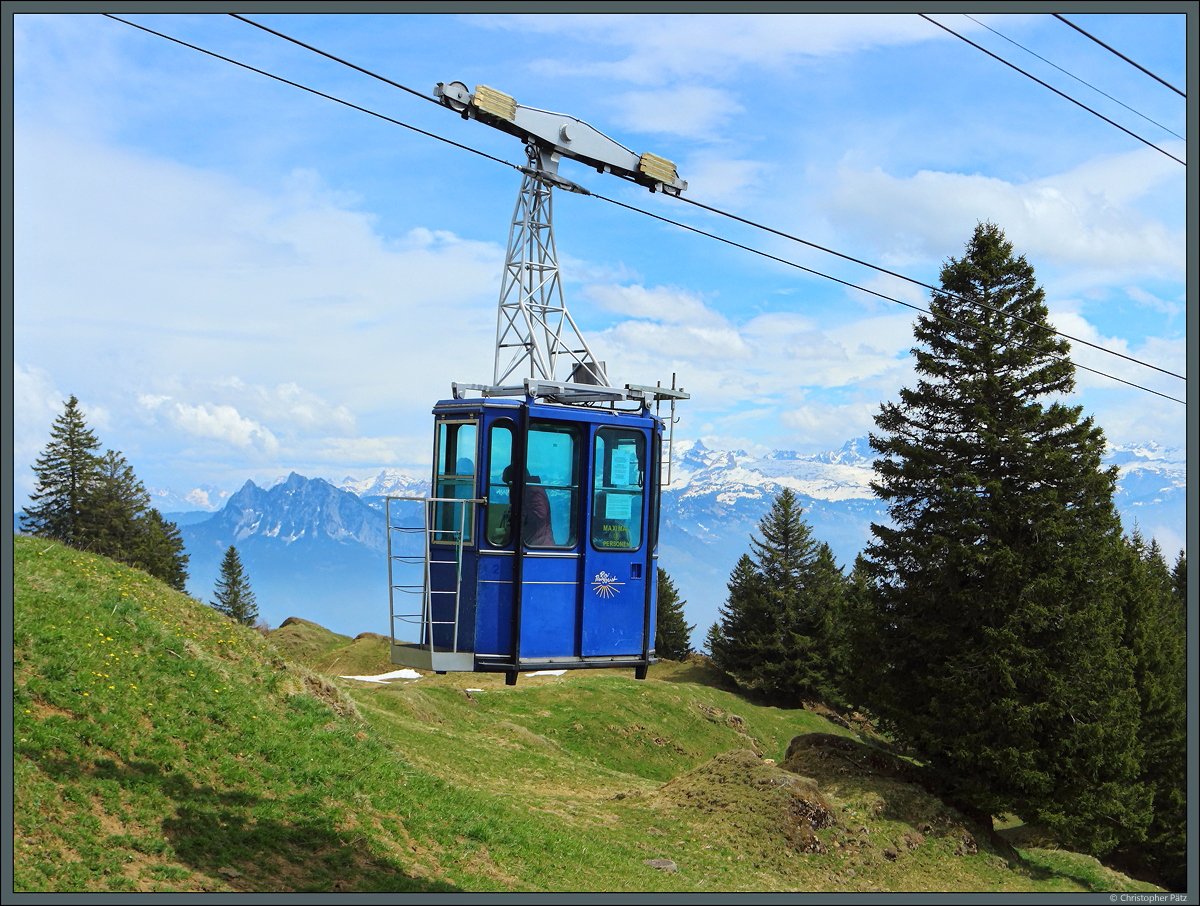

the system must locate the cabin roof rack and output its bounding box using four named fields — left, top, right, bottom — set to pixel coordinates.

left=451, top=378, right=689, bottom=408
